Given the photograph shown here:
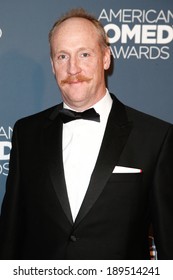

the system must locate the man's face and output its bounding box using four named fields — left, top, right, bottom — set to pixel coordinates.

left=50, top=17, right=111, bottom=110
